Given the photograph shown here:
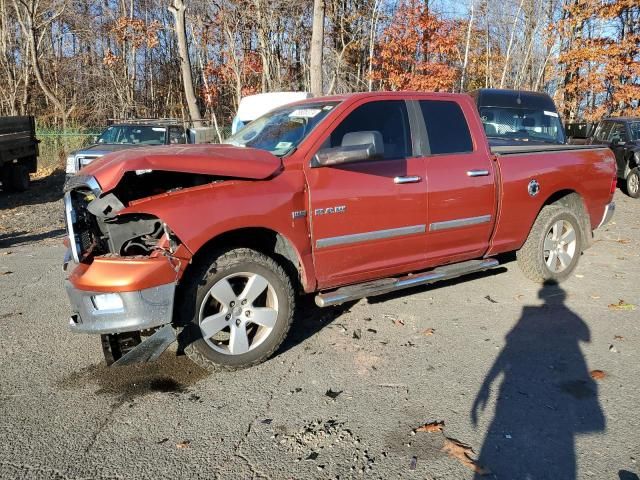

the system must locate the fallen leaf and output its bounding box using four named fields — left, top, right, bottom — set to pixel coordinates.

left=414, top=420, right=444, bottom=433
left=1, top=271, right=12, bottom=275
left=352, top=329, right=361, bottom=340
left=513, top=294, right=524, bottom=301
left=306, top=452, right=319, bottom=461
left=393, top=319, right=405, bottom=327
left=590, top=370, right=606, bottom=380
left=261, top=418, right=273, bottom=424
left=614, top=335, right=624, bottom=341
left=608, top=300, right=636, bottom=311
left=609, top=344, right=618, bottom=353
left=590, top=295, right=601, bottom=300
left=484, top=295, right=498, bottom=304
left=617, top=239, right=631, bottom=244
left=325, top=389, right=342, bottom=399
left=367, top=328, right=377, bottom=334
left=157, top=438, right=169, bottom=444
left=422, top=328, right=435, bottom=336
left=575, top=274, right=584, bottom=278
left=441, top=437, right=490, bottom=475
left=176, top=440, right=191, bottom=449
